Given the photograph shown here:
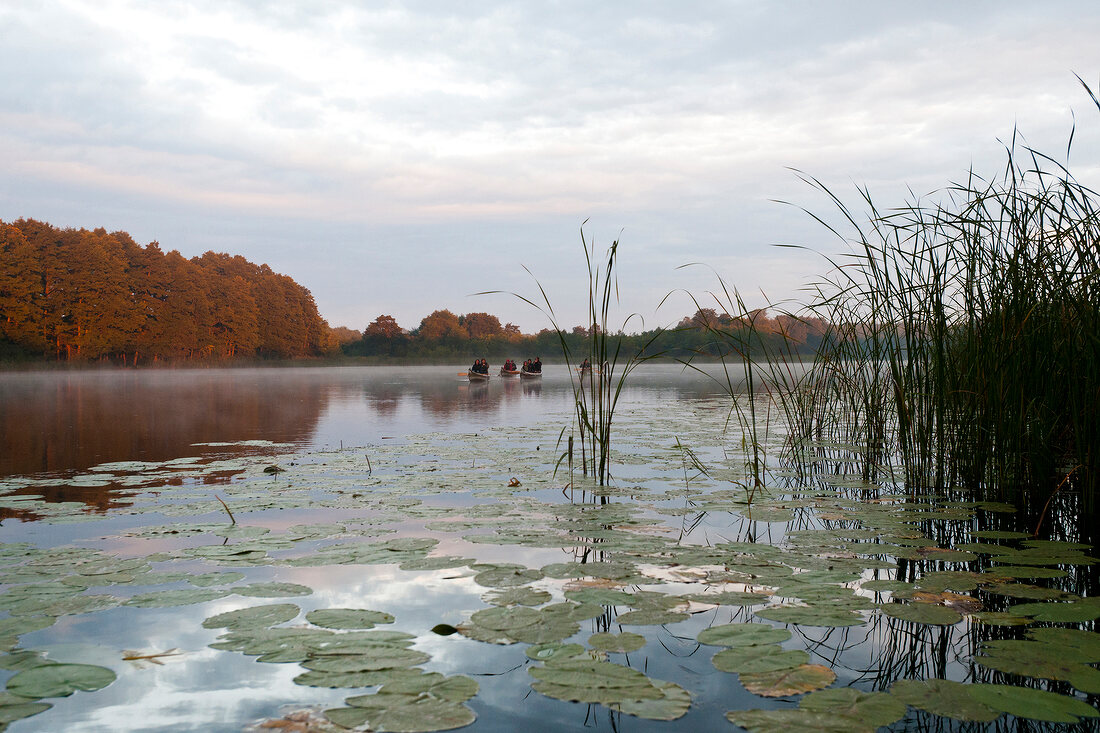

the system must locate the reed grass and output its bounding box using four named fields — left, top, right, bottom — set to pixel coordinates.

left=486, top=224, right=664, bottom=486
left=692, top=81, right=1099, bottom=510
